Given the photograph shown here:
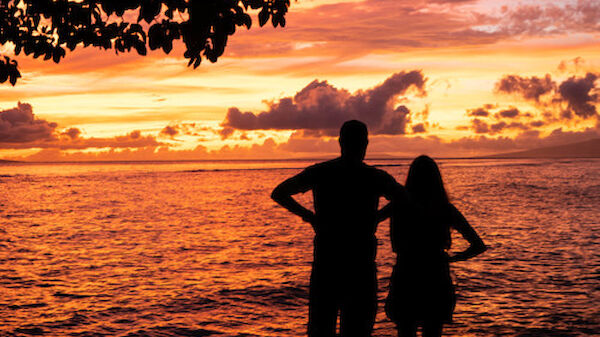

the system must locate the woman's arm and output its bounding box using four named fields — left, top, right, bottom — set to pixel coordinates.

left=448, top=204, right=487, bottom=262
left=376, top=203, right=393, bottom=223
